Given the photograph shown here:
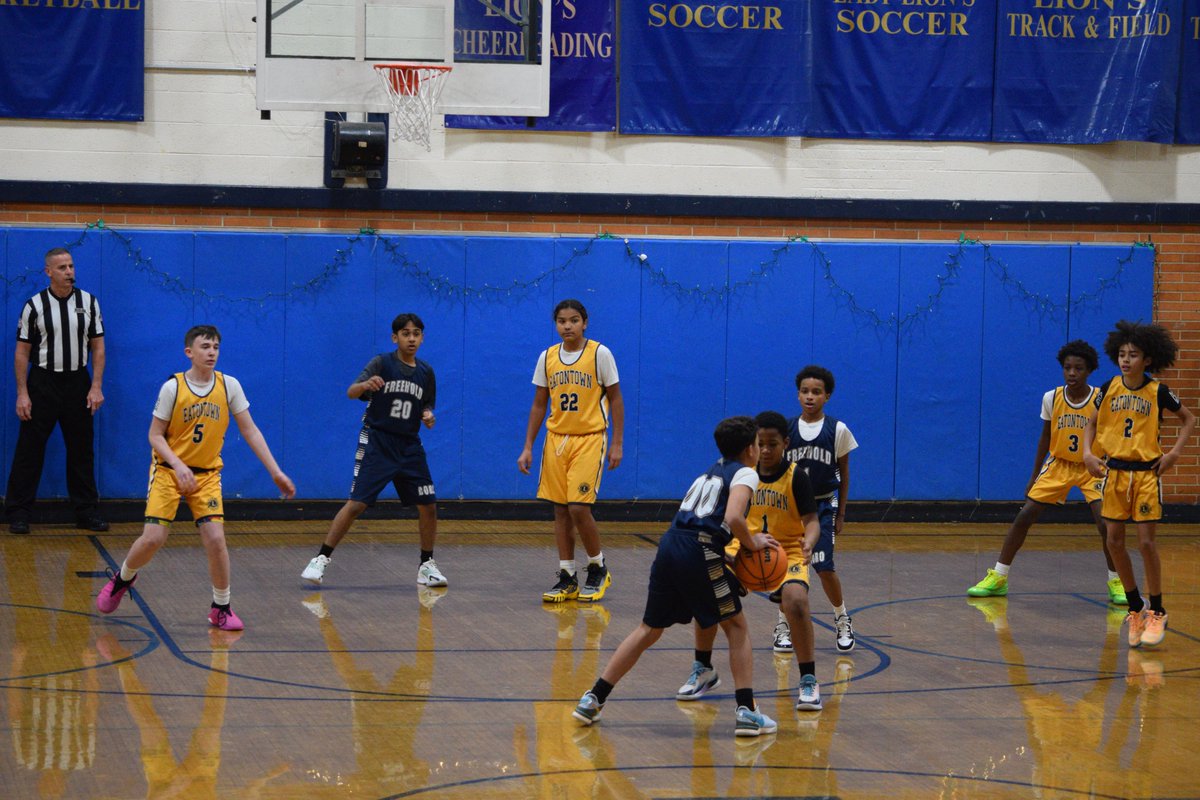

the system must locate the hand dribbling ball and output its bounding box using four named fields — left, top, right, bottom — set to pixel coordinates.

left=733, top=542, right=787, bottom=592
